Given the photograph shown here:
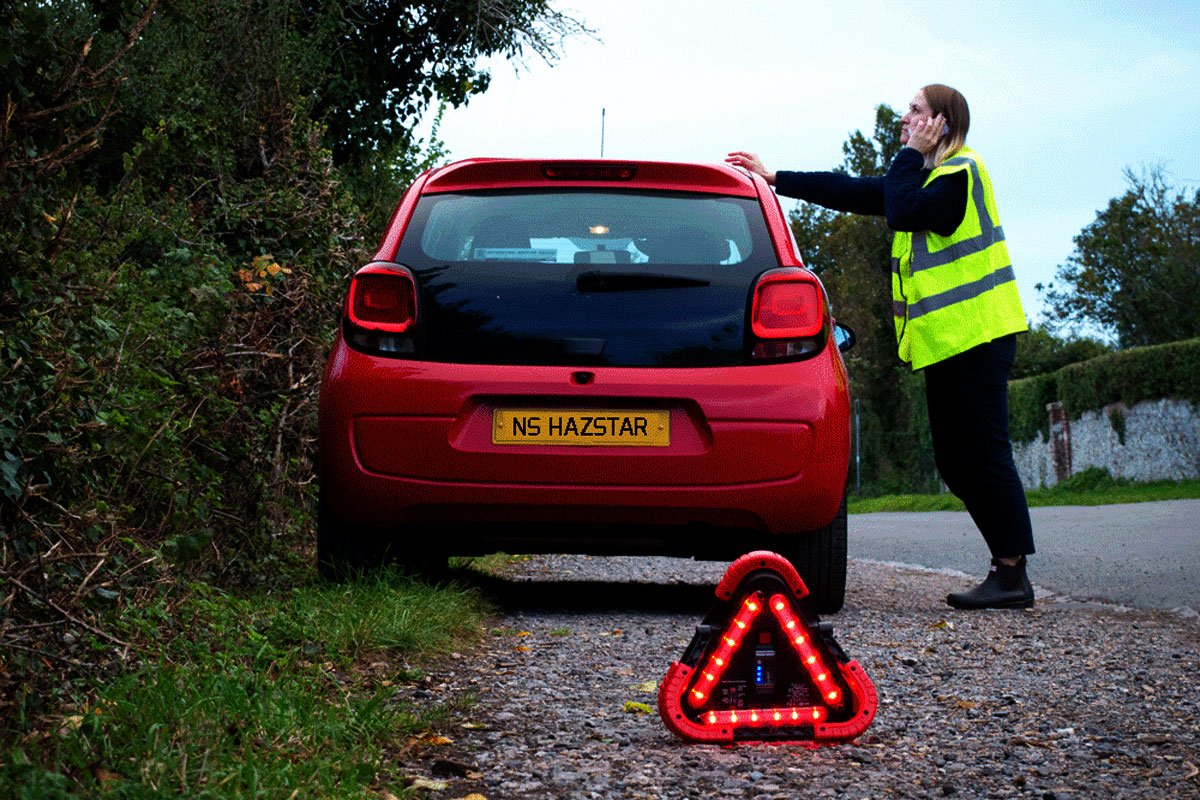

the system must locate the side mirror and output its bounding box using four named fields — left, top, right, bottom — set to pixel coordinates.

left=833, top=321, right=856, bottom=353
